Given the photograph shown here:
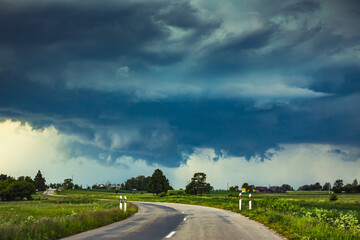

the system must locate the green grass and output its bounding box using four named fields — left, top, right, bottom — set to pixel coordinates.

left=2, top=190, right=359, bottom=239
left=0, top=192, right=137, bottom=240
left=120, top=190, right=360, bottom=240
